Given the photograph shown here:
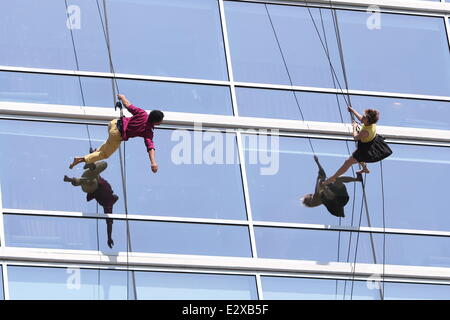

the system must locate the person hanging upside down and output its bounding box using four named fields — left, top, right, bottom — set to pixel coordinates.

left=64, top=160, right=118, bottom=248
left=301, top=155, right=362, bottom=217
left=323, top=106, right=392, bottom=185
left=69, top=94, right=164, bottom=173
